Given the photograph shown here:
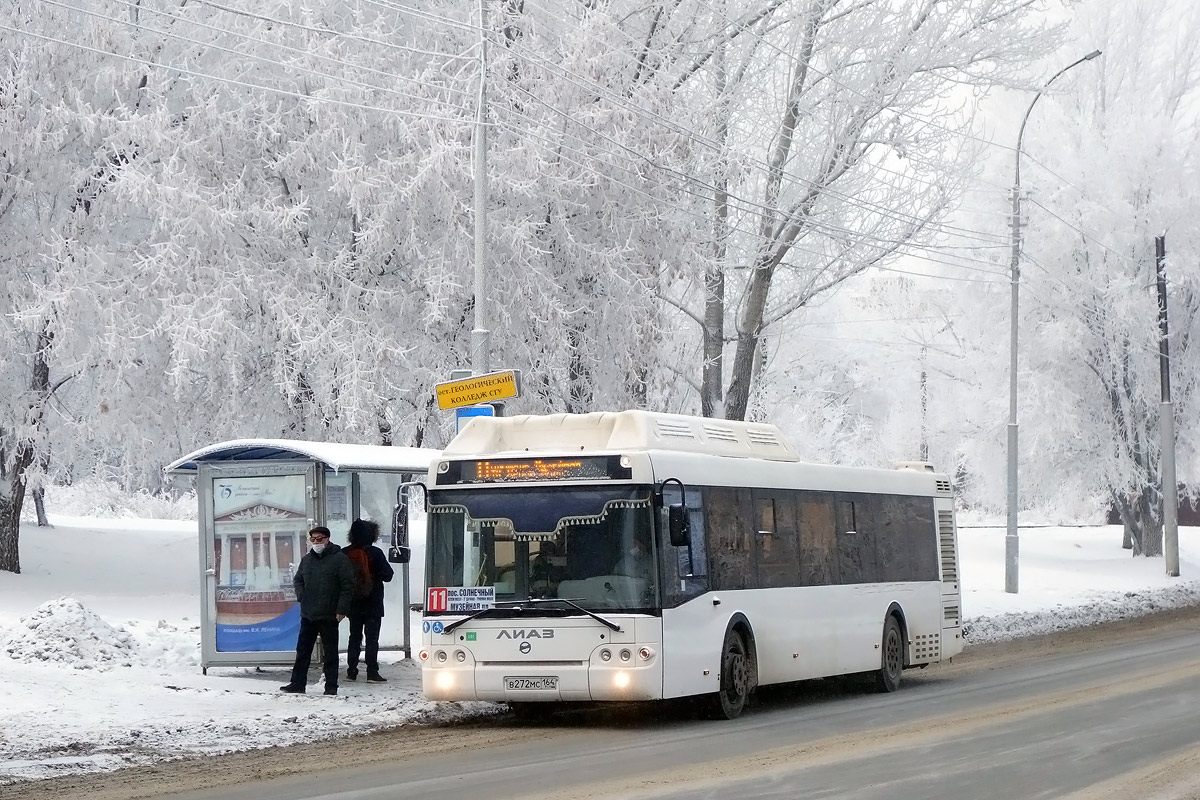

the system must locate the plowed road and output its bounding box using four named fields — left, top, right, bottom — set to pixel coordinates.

left=12, top=607, right=1200, bottom=800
